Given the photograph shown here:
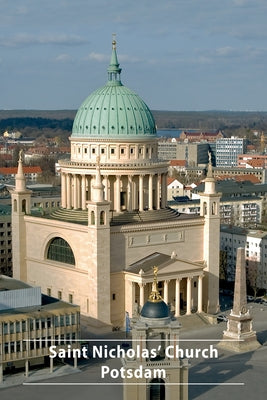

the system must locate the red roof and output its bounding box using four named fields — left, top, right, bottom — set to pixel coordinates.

left=170, top=160, right=186, bottom=166
left=215, top=174, right=261, bottom=184
left=0, top=166, right=42, bottom=175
